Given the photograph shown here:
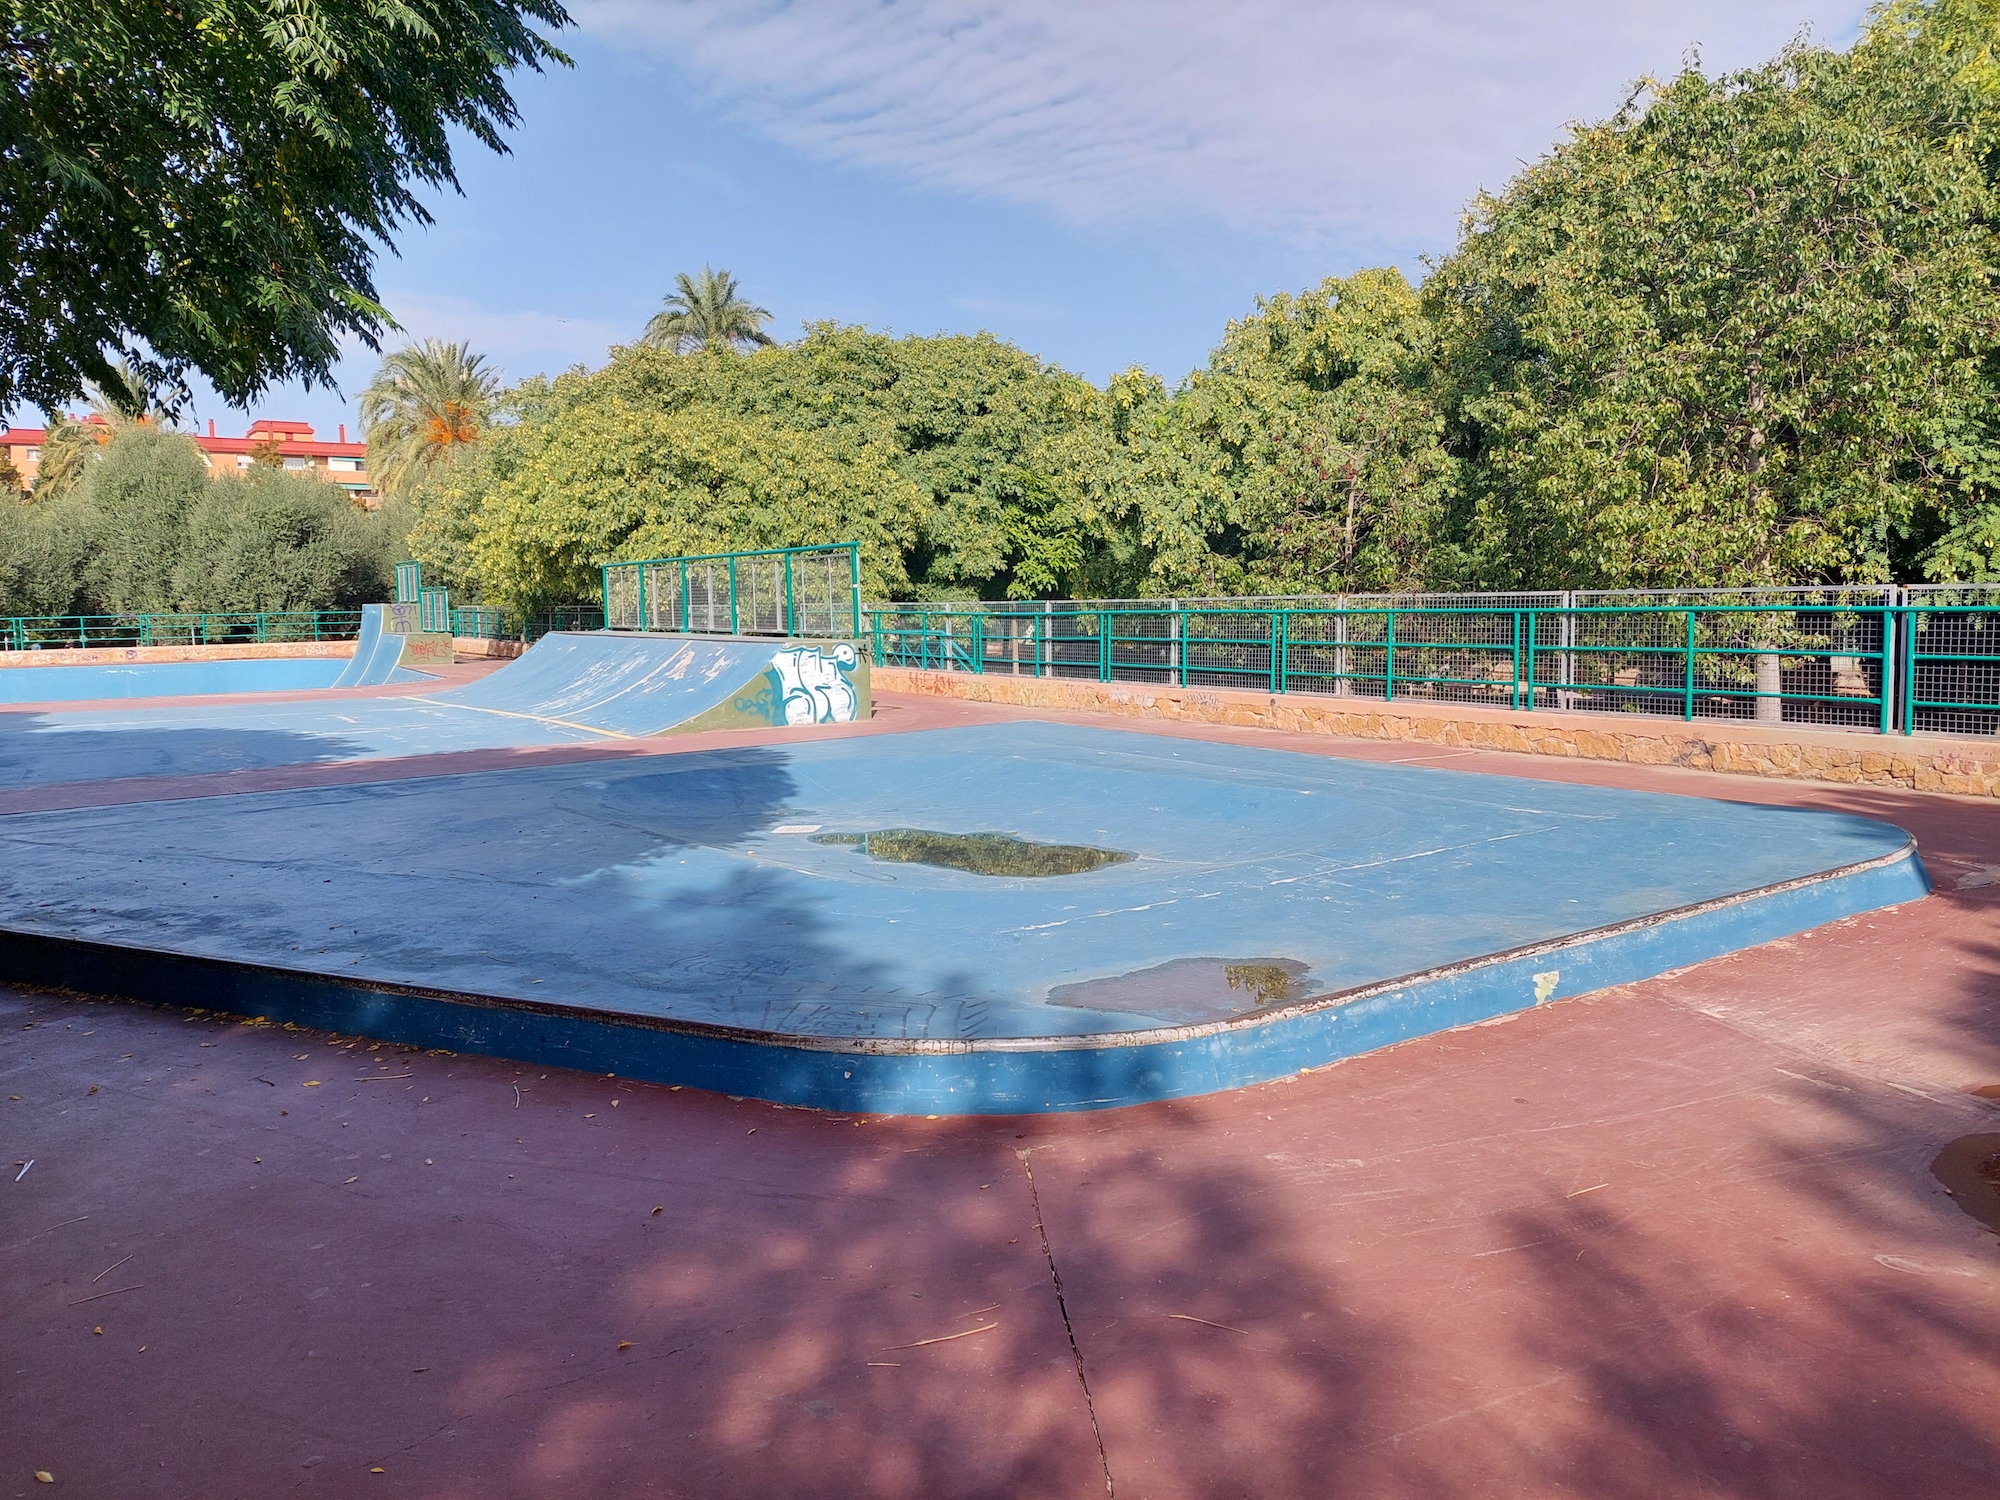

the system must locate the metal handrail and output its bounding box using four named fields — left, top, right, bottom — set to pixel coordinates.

left=0, top=610, right=365, bottom=652
left=870, top=601, right=1917, bottom=735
